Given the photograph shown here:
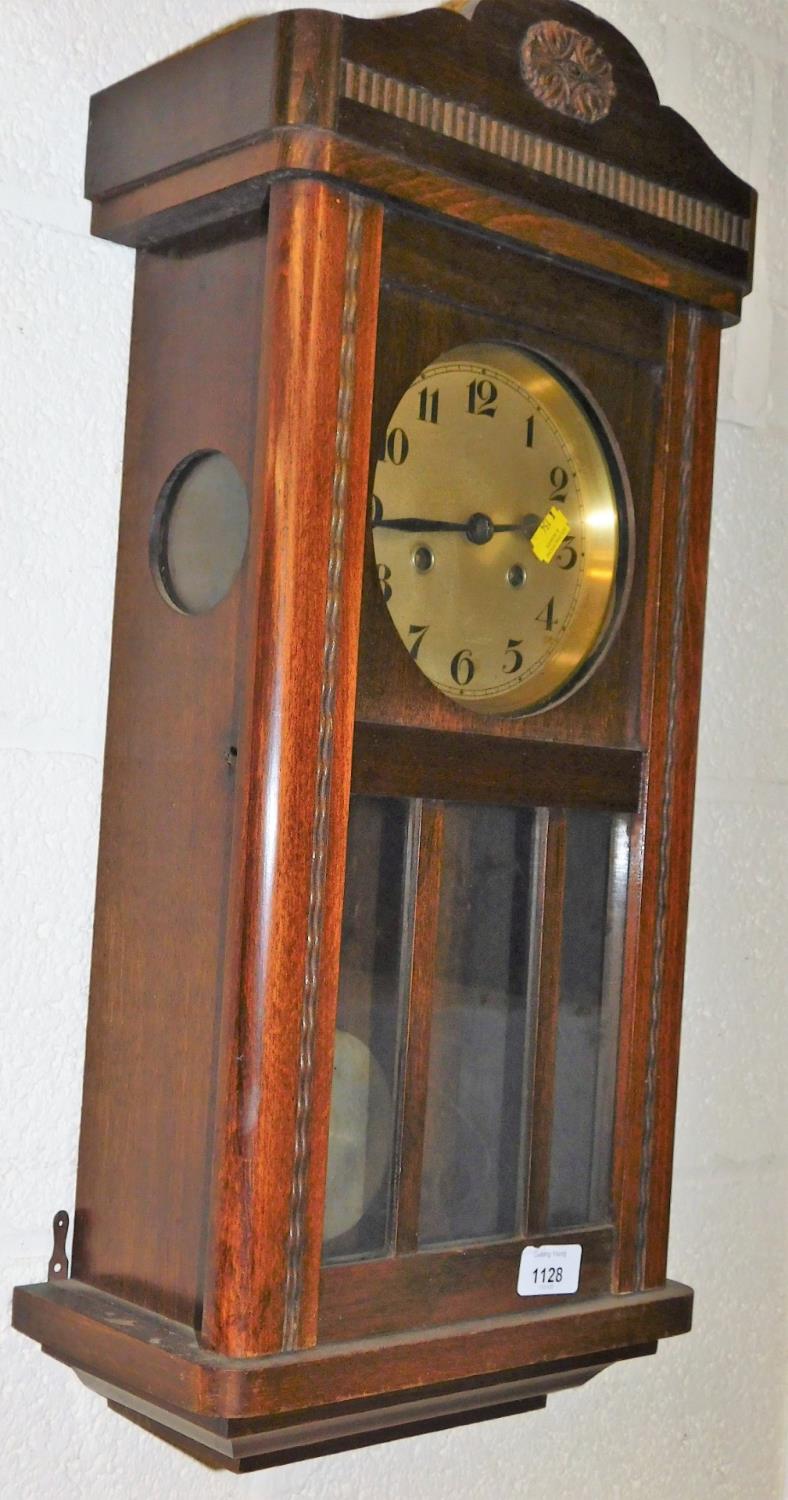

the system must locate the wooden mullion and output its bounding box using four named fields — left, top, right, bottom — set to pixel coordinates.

left=523, top=810, right=567, bottom=1235
left=588, top=815, right=631, bottom=1219
left=392, top=802, right=444, bottom=1254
